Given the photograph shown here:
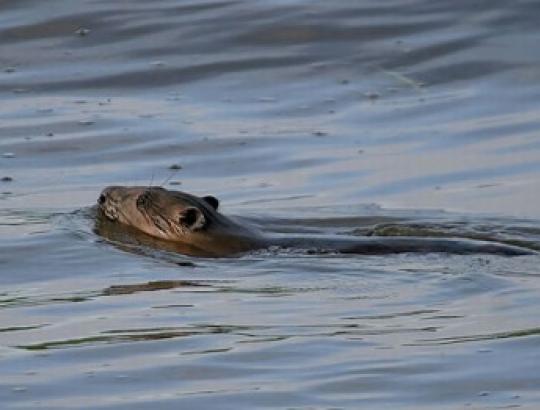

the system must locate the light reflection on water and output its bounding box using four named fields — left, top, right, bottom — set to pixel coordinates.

left=1, top=0, right=540, bottom=409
